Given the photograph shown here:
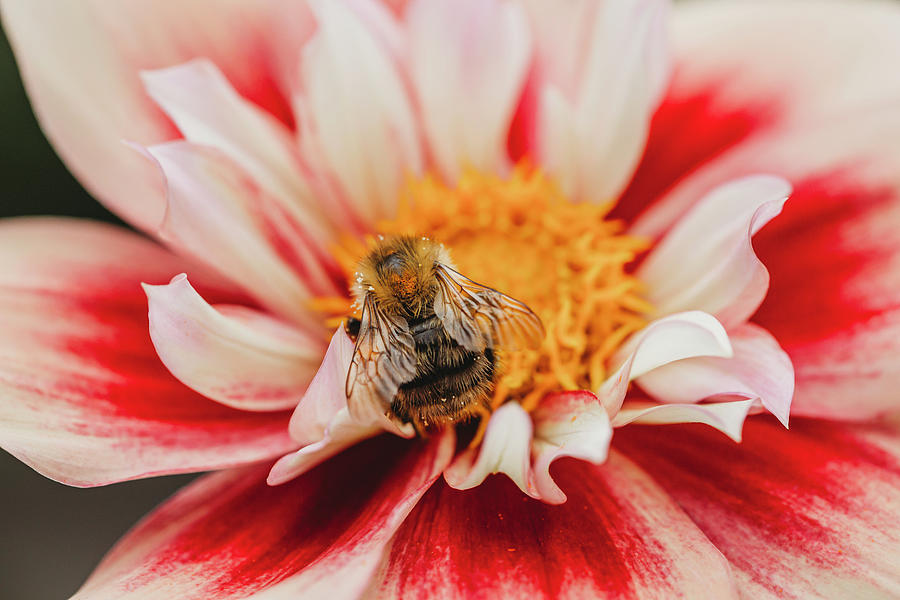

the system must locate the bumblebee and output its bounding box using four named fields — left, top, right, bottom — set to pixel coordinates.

left=345, top=235, right=543, bottom=433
